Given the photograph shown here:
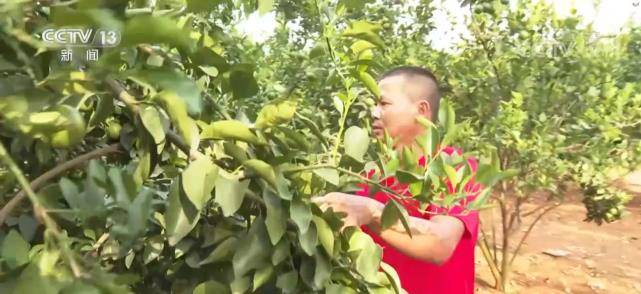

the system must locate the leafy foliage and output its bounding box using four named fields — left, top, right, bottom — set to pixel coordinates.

left=0, top=0, right=508, bottom=293
left=1, top=0, right=638, bottom=293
